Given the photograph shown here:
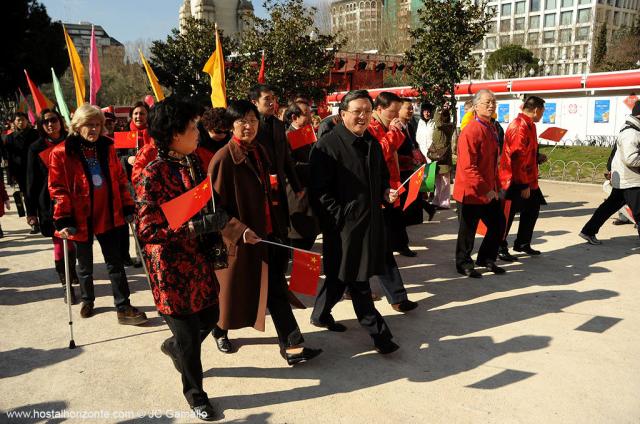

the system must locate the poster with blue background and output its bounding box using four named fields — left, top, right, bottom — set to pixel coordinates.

left=543, top=103, right=556, bottom=124
left=594, top=100, right=610, bottom=123
left=498, top=104, right=510, bottom=123
left=459, top=105, right=465, bottom=123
